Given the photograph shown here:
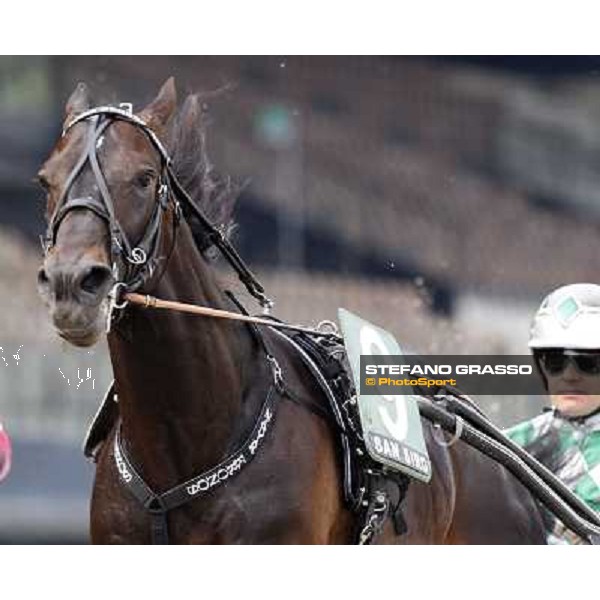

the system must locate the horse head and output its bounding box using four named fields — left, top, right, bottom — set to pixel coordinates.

left=37, top=79, right=177, bottom=347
